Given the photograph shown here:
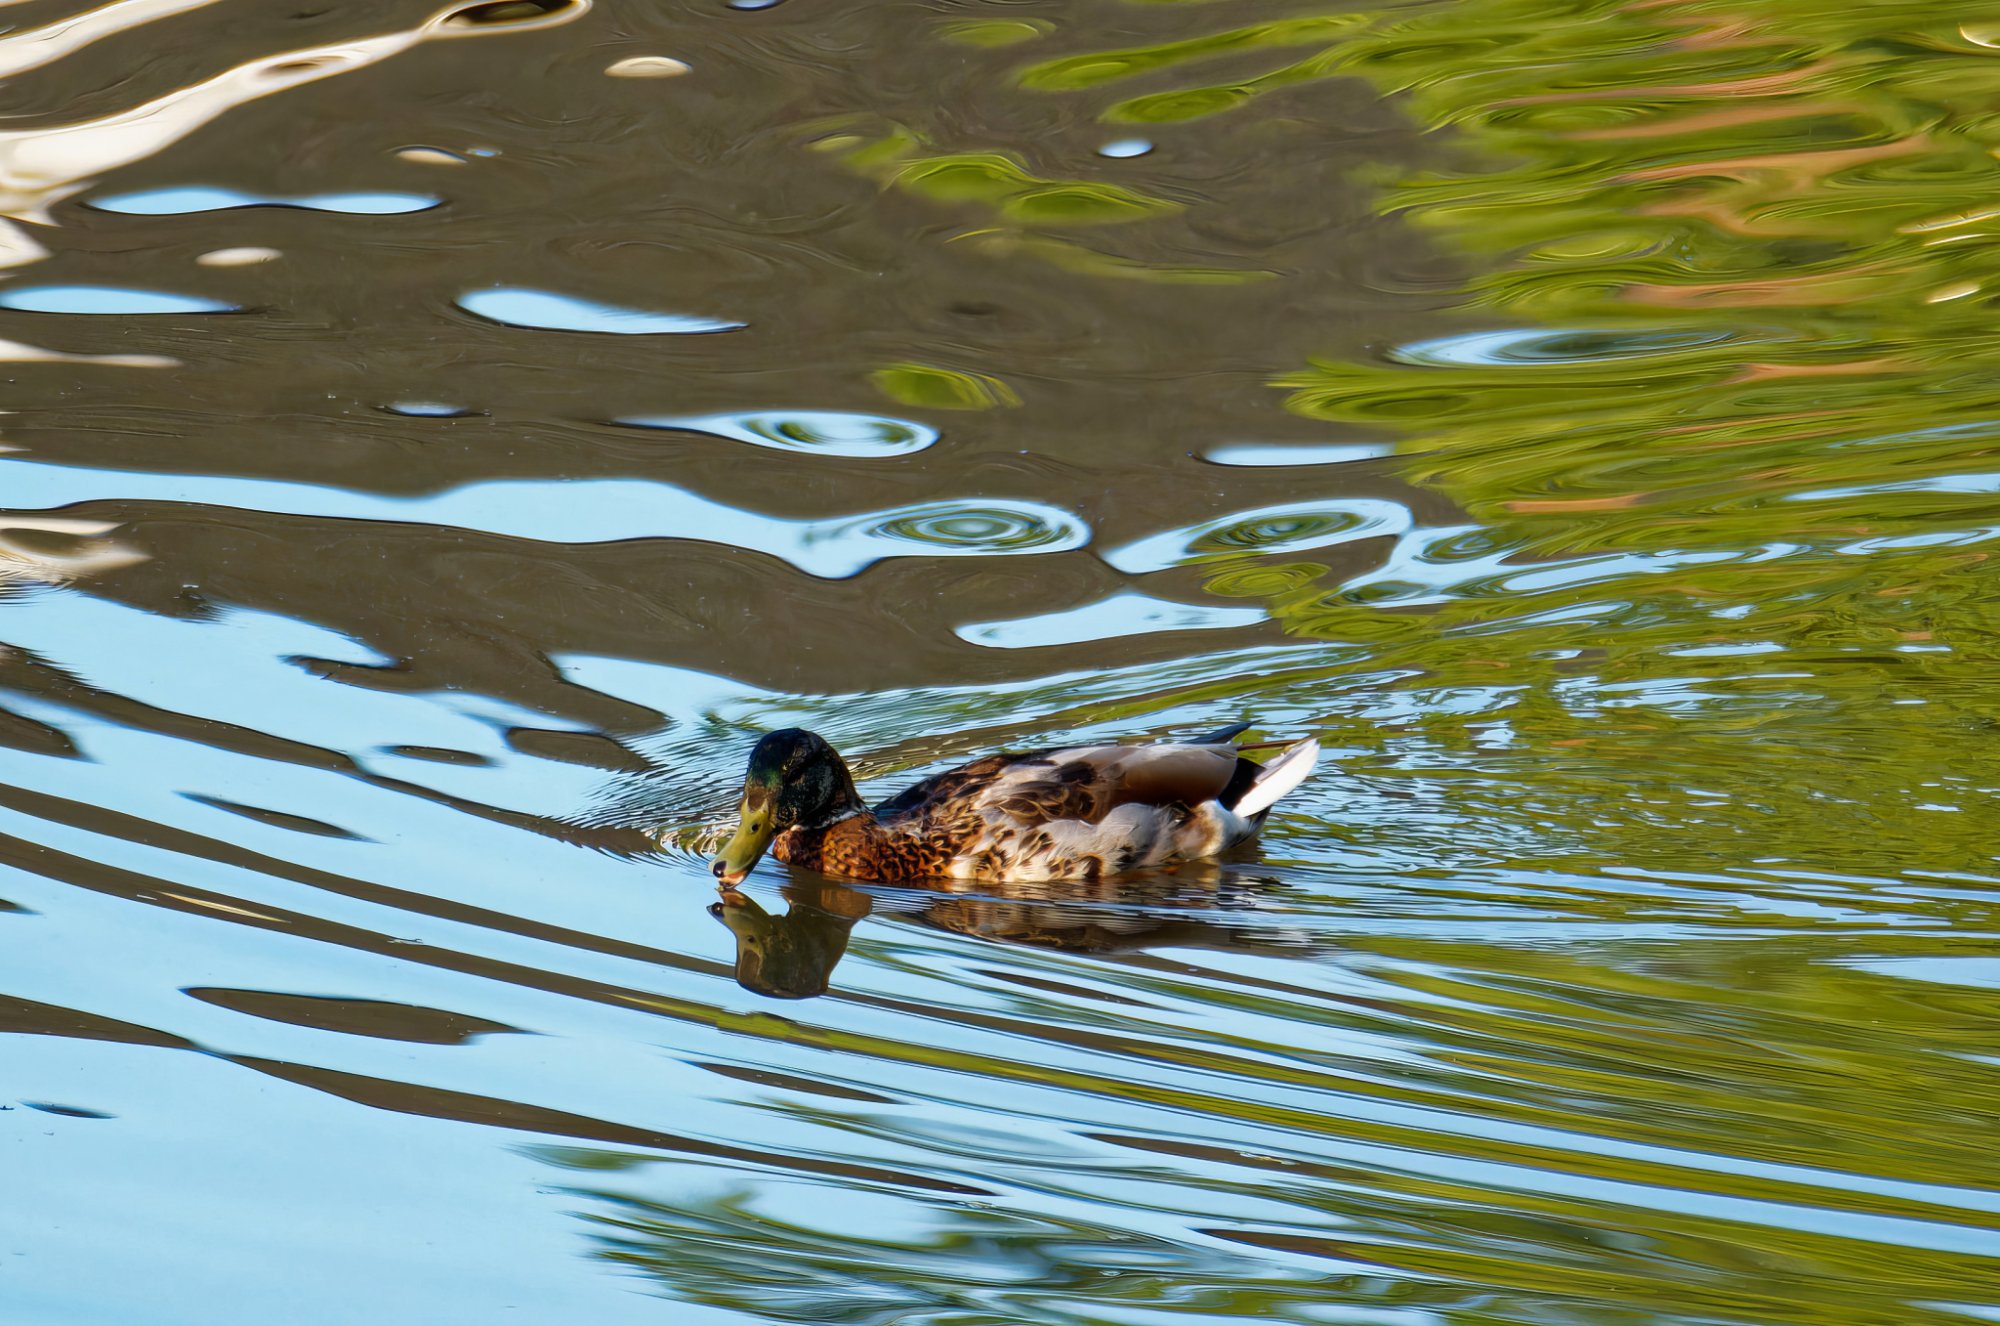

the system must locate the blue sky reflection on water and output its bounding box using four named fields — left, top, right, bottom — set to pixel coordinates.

left=457, top=287, right=745, bottom=335
left=616, top=410, right=940, bottom=458
left=4, top=1039, right=693, bottom=1326
left=0, top=286, right=236, bottom=314
left=956, top=591, right=1268, bottom=648
left=87, top=187, right=442, bottom=214
left=0, top=458, right=1088, bottom=578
